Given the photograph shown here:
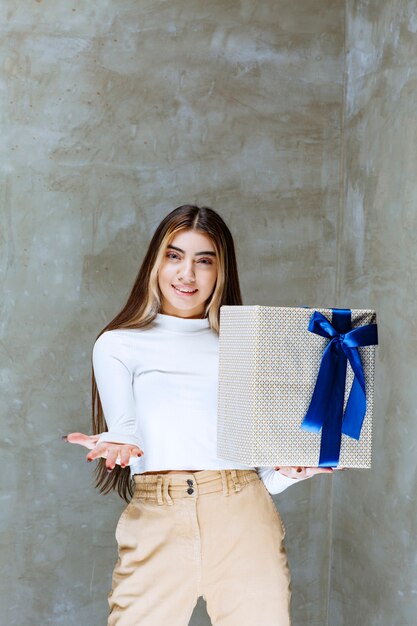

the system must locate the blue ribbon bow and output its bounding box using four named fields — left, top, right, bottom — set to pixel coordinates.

left=300, top=309, right=378, bottom=467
